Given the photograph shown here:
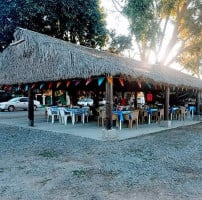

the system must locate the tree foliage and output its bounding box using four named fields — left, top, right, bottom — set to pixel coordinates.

left=108, top=30, right=132, bottom=54
left=0, top=0, right=108, bottom=51
left=122, top=0, right=202, bottom=76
